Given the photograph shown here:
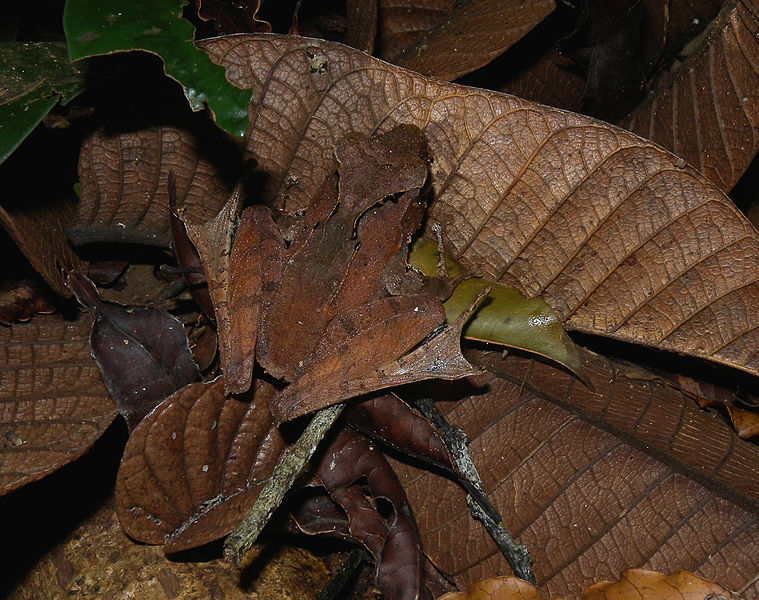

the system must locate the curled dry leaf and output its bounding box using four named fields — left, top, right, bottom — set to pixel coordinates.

left=583, top=568, right=745, bottom=600
left=297, top=427, right=429, bottom=600
left=70, top=125, right=233, bottom=246
left=68, top=272, right=199, bottom=429
left=391, top=349, right=759, bottom=599
left=115, top=377, right=286, bottom=552
left=0, top=315, right=116, bottom=496
left=621, top=0, right=759, bottom=192
left=199, top=33, right=759, bottom=380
